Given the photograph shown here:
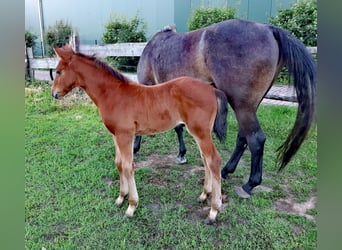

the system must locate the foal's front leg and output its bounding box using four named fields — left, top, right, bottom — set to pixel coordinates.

left=113, top=136, right=128, bottom=206
left=114, top=134, right=139, bottom=217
